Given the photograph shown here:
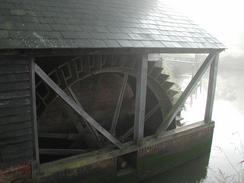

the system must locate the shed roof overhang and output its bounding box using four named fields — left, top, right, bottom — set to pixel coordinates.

left=0, top=47, right=225, bottom=57
left=0, top=0, right=225, bottom=57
